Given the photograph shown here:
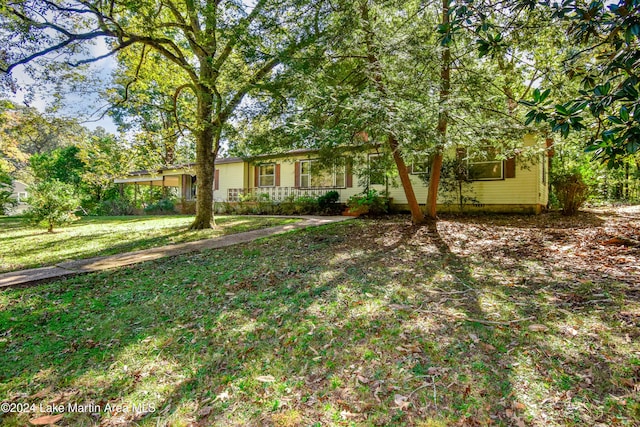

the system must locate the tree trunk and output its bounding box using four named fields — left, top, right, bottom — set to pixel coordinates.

left=426, top=152, right=443, bottom=218
left=190, top=87, right=216, bottom=230
left=360, top=0, right=423, bottom=224
left=426, top=0, right=451, bottom=220
left=388, top=134, right=424, bottom=223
